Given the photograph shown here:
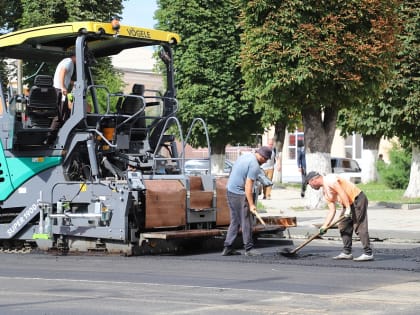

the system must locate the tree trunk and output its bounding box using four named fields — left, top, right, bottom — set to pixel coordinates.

left=361, top=135, right=381, bottom=183
left=211, top=142, right=226, bottom=175
left=302, top=106, right=338, bottom=208
left=273, top=120, right=286, bottom=183
left=302, top=106, right=337, bottom=155
left=404, top=144, right=420, bottom=198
